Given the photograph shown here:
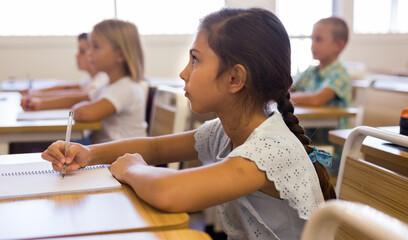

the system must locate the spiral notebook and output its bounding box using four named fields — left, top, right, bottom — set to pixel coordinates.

left=0, top=162, right=122, bottom=200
